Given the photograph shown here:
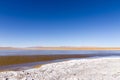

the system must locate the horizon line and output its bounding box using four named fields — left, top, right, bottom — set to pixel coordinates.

left=1, top=46, right=120, bottom=50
